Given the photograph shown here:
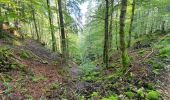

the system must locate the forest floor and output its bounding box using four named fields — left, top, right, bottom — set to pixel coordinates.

left=0, top=33, right=81, bottom=99
left=0, top=31, right=170, bottom=99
